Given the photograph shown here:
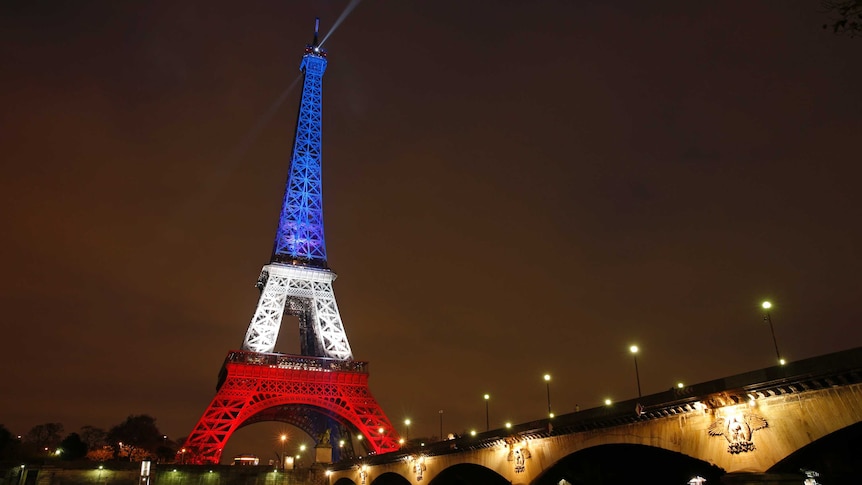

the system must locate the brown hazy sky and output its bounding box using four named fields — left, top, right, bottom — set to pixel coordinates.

left=2, top=1, right=861, bottom=461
